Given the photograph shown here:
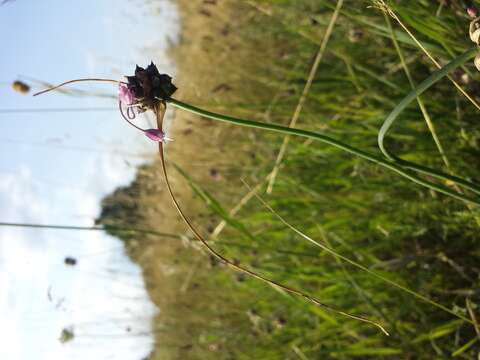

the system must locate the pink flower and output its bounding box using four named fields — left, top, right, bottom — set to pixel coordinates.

left=144, top=129, right=172, bottom=142
left=118, top=83, right=135, bottom=105
left=467, top=6, right=478, bottom=18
